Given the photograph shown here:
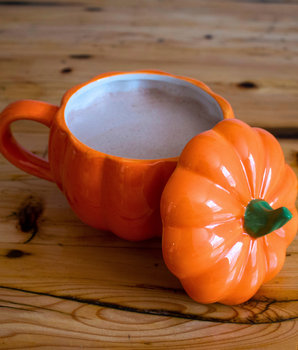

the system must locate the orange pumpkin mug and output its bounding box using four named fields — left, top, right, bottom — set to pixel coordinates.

left=0, top=70, right=234, bottom=241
